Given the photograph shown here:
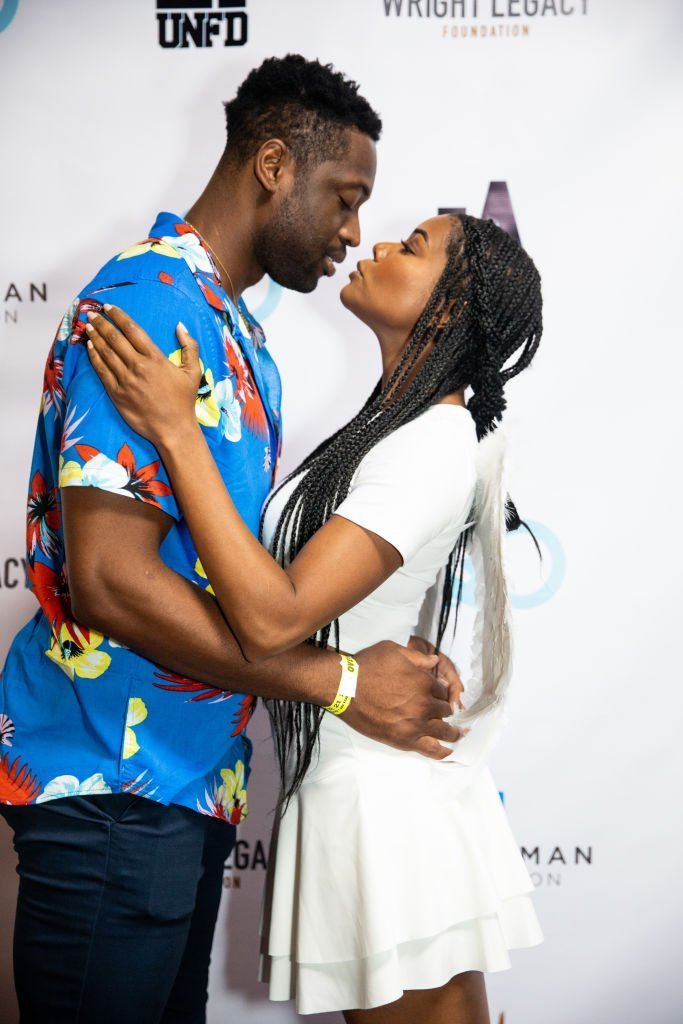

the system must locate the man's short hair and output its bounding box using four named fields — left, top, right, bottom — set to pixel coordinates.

left=224, top=54, right=382, bottom=168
